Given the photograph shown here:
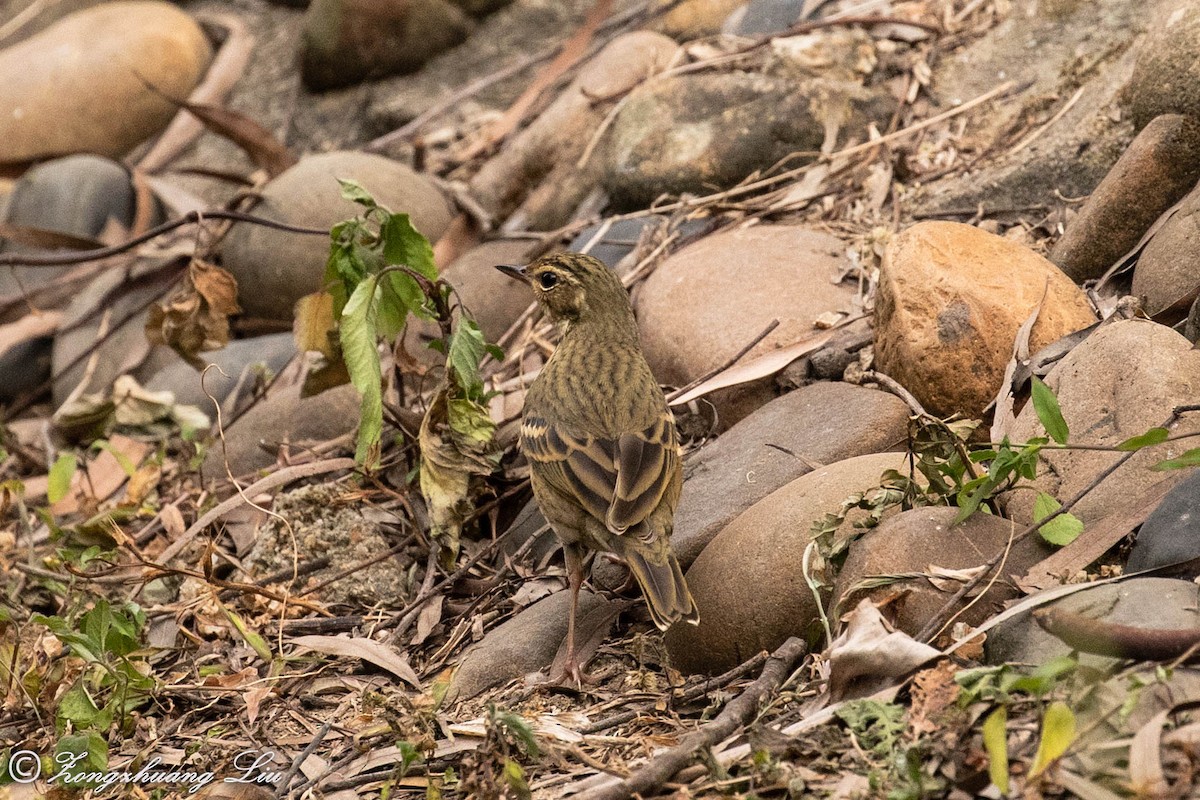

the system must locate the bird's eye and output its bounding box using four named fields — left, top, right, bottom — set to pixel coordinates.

left=538, top=272, right=559, bottom=290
